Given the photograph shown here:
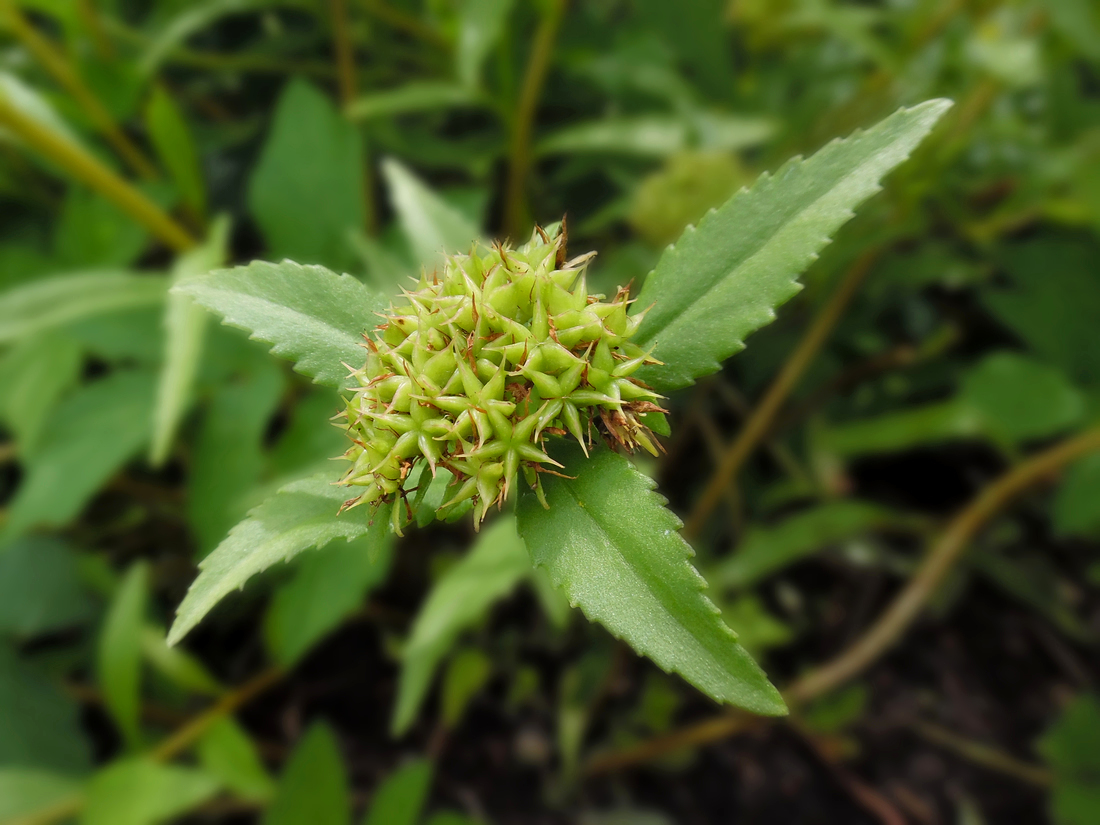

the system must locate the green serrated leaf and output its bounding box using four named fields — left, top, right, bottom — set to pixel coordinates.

left=391, top=516, right=529, bottom=735
left=633, top=99, right=952, bottom=392
left=174, top=259, right=384, bottom=389
left=167, top=473, right=375, bottom=647
left=516, top=444, right=786, bottom=716
left=265, top=722, right=349, bottom=825
left=149, top=217, right=230, bottom=466
left=361, top=759, right=432, bottom=825
left=0, top=272, right=166, bottom=346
